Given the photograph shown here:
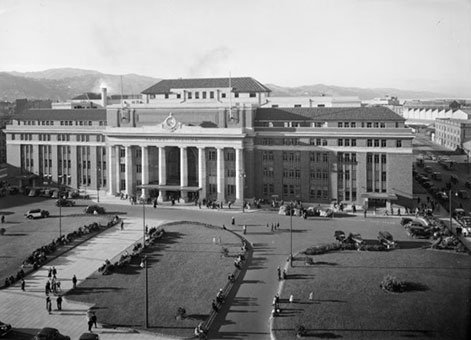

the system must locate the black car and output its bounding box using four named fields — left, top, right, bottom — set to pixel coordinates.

left=0, top=321, right=12, bottom=337
left=84, top=205, right=106, bottom=214
left=56, top=198, right=75, bottom=207
left=79, top=333, right=100, bottom=340
left=33, top=327, right=70, bottom=340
